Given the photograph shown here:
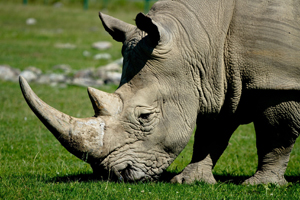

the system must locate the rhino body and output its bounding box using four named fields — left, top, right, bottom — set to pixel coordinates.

left=20, top=0, right=300, bottom=185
